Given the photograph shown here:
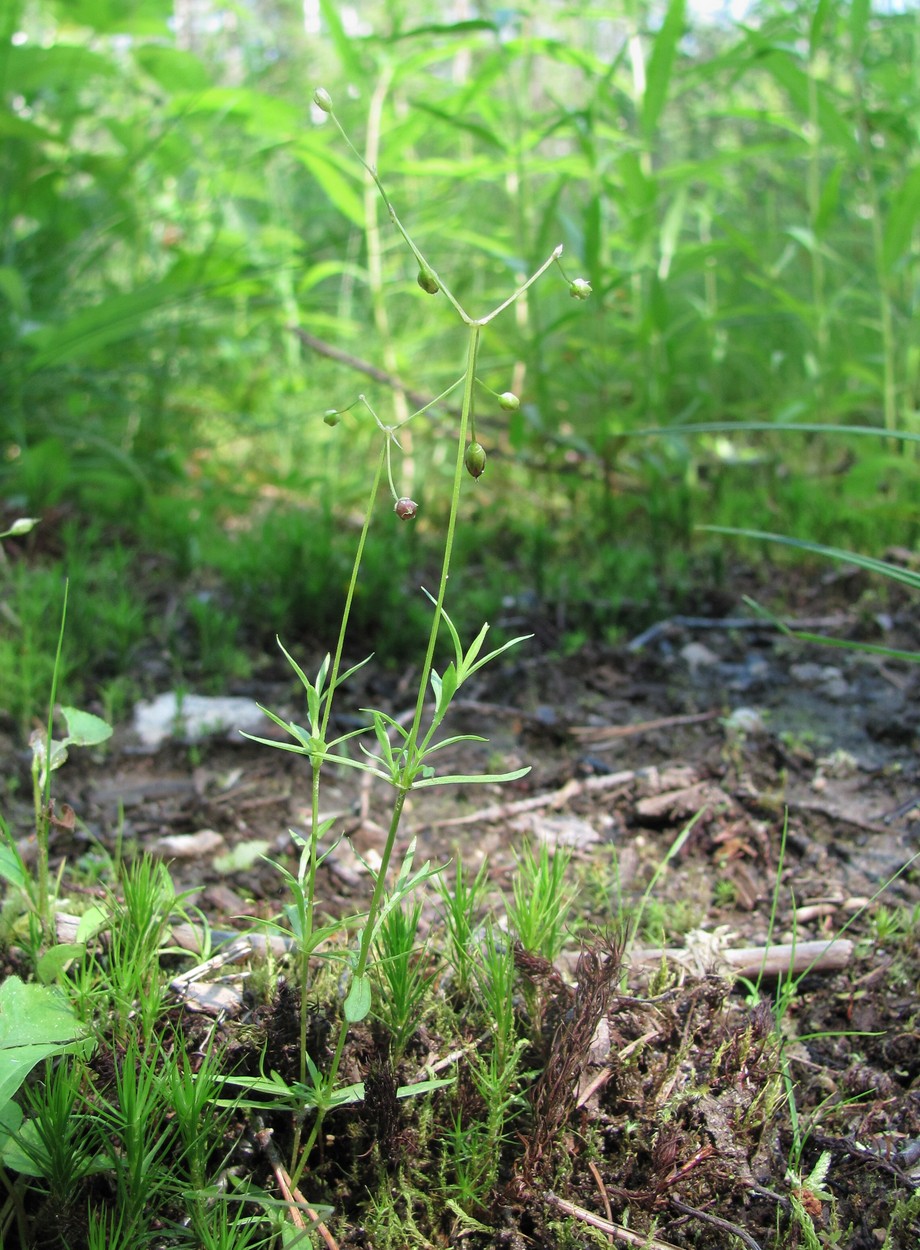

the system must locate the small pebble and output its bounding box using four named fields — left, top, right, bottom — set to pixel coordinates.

left=724, top=707, right=766, bottom=737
